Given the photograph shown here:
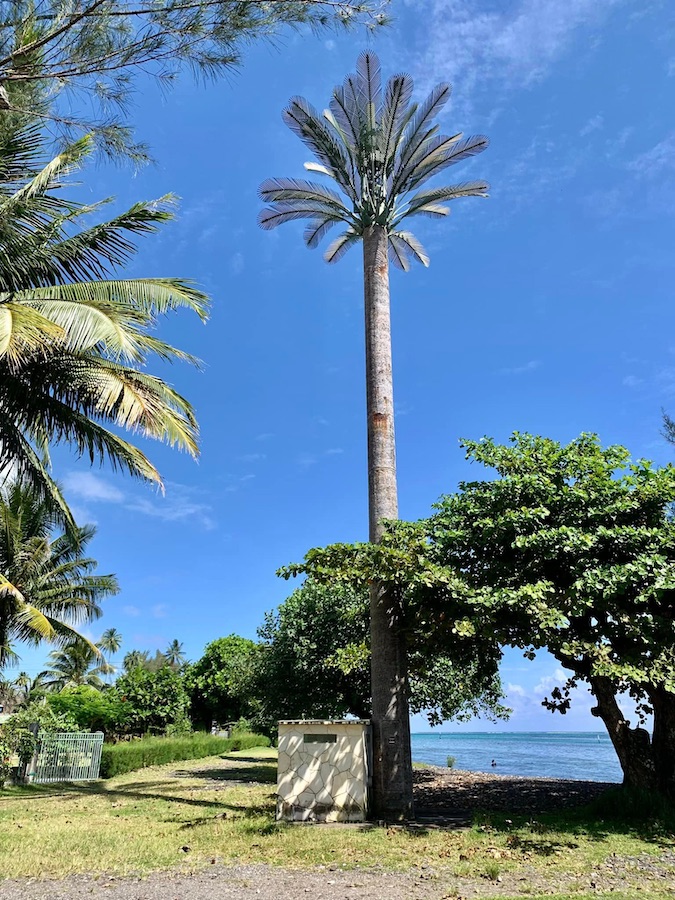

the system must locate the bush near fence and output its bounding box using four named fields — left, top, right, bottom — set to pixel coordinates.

left=100, top=732, right=270, bottom=778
